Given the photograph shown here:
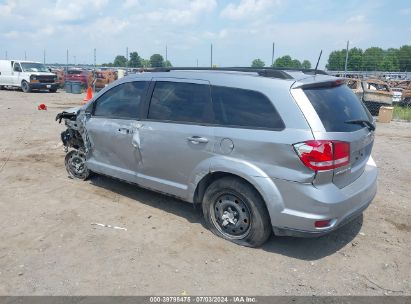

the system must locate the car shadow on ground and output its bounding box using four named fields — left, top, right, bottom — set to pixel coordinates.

left=262, top=215, right=363, bottom=260
left=89, top=174, right=362, bottom=261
